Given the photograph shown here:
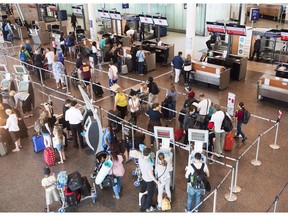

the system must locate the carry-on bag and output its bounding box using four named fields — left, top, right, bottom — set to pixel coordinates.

left=224, top=132, right=234, bottom=151
left=80, top=176, right=91, bottom=196
left=92, top=82, right=104, bottom=98
left=68, top=171, right=83, bottom=191
left=44, top=147, right=55, bottom=166
left=64, top=188, right=81, bottom=207
left=32, top=134, right=45, bottom=153
left=0, top=140, right=8, bottom=156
